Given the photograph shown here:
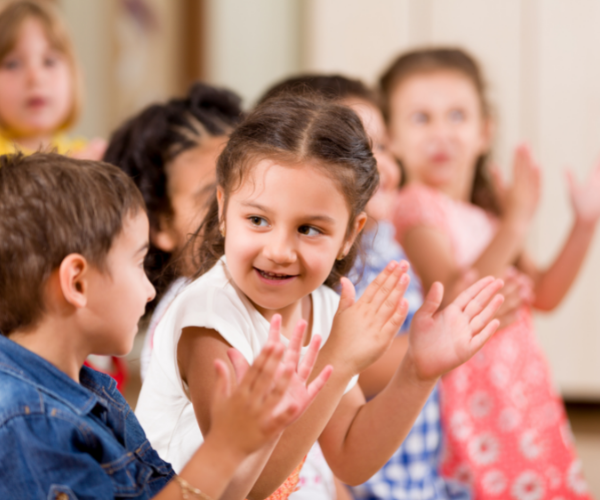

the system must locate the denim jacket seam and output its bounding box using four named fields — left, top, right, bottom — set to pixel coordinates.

left=0, top=365, right=92, bottom=416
